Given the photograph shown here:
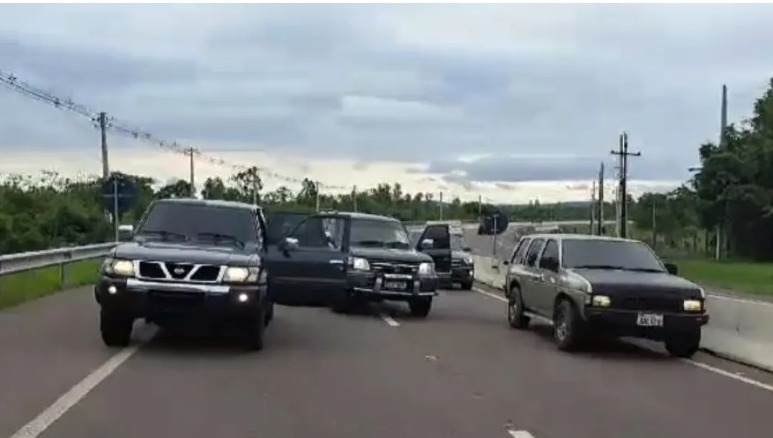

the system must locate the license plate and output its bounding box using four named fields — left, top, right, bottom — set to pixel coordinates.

left=636, top=312, right=664, bottom=327
left=384, top=281, right=407, bottom=291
